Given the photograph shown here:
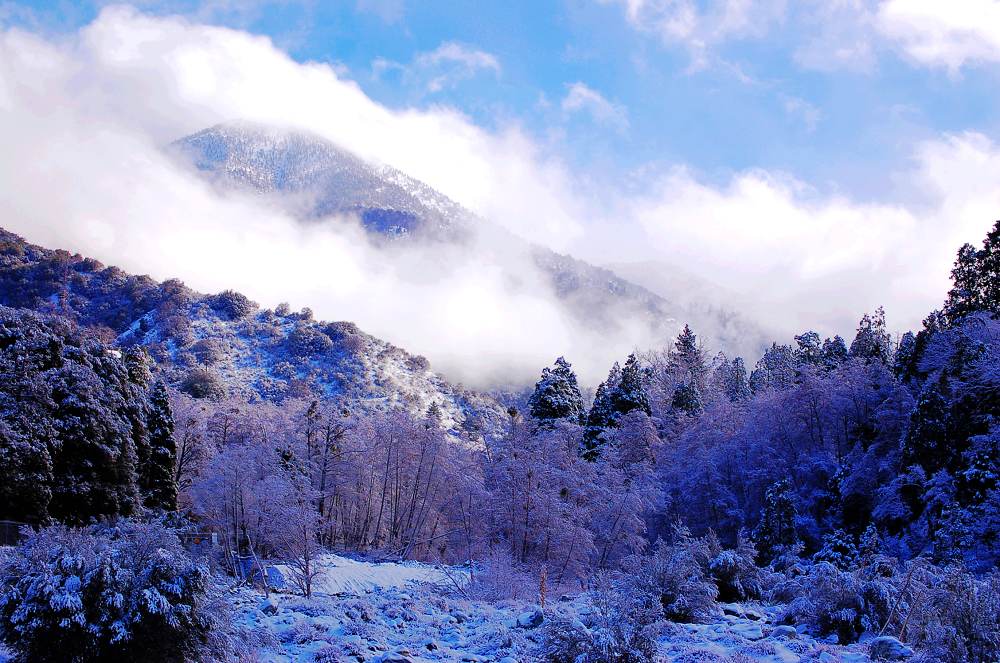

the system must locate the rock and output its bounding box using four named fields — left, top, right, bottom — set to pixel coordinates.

left=258, top=596, right=279, bottom=616
left=424, top=640, right=438, bottom=651
left=743, top=606, right=765, bottom=621
left=869, top=636, right=914, bottom=660
left=770, top=625, right=798, bottom=639
left=517, top=609, right=544, bottom=629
